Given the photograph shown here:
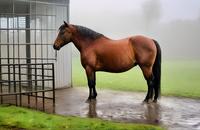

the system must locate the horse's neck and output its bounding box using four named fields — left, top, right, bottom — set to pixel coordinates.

left=71, top=32, right=107, bottom=52
left=71, top=35, right=89, bottom=52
